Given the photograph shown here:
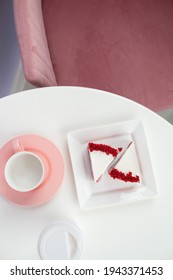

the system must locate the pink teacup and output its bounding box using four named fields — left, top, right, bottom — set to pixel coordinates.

left=5, top=139, right=47, bottom=192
